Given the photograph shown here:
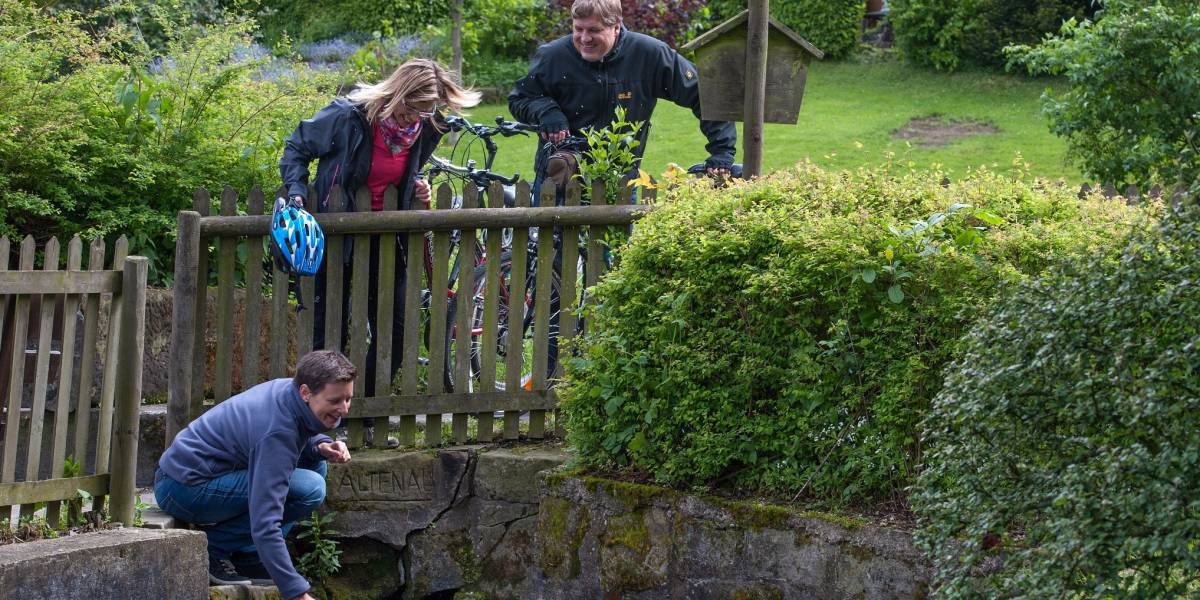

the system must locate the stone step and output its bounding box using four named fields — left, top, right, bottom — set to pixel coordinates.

left=209, top=584, right=284, bottom=599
